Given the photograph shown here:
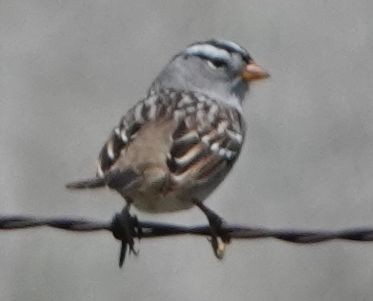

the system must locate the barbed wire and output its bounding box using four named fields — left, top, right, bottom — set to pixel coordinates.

left=1, top=213, right=373, bottom=267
